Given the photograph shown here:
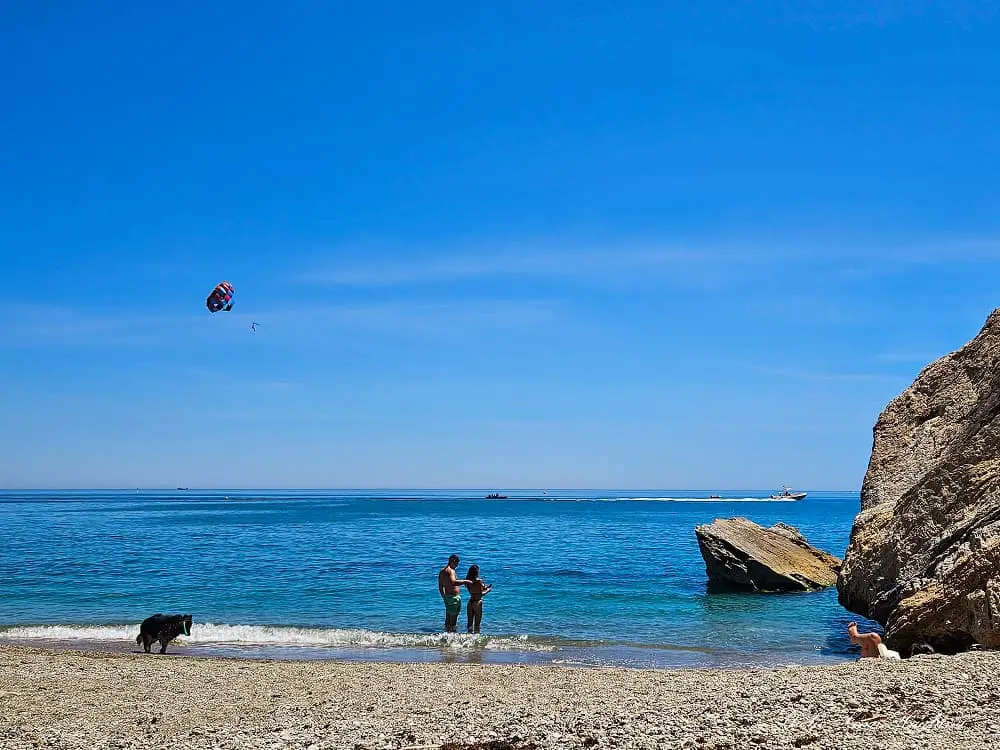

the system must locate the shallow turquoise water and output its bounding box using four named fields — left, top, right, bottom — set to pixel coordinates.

left=0, top=489, right=873, bottom=667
